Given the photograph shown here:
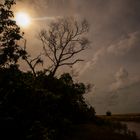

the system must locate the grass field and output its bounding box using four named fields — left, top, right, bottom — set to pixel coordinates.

left=63, top=122, right=139, bottom=140
left=98, top=113, right=140, bottom=122
left=59, top=114, right=140, bottom=140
